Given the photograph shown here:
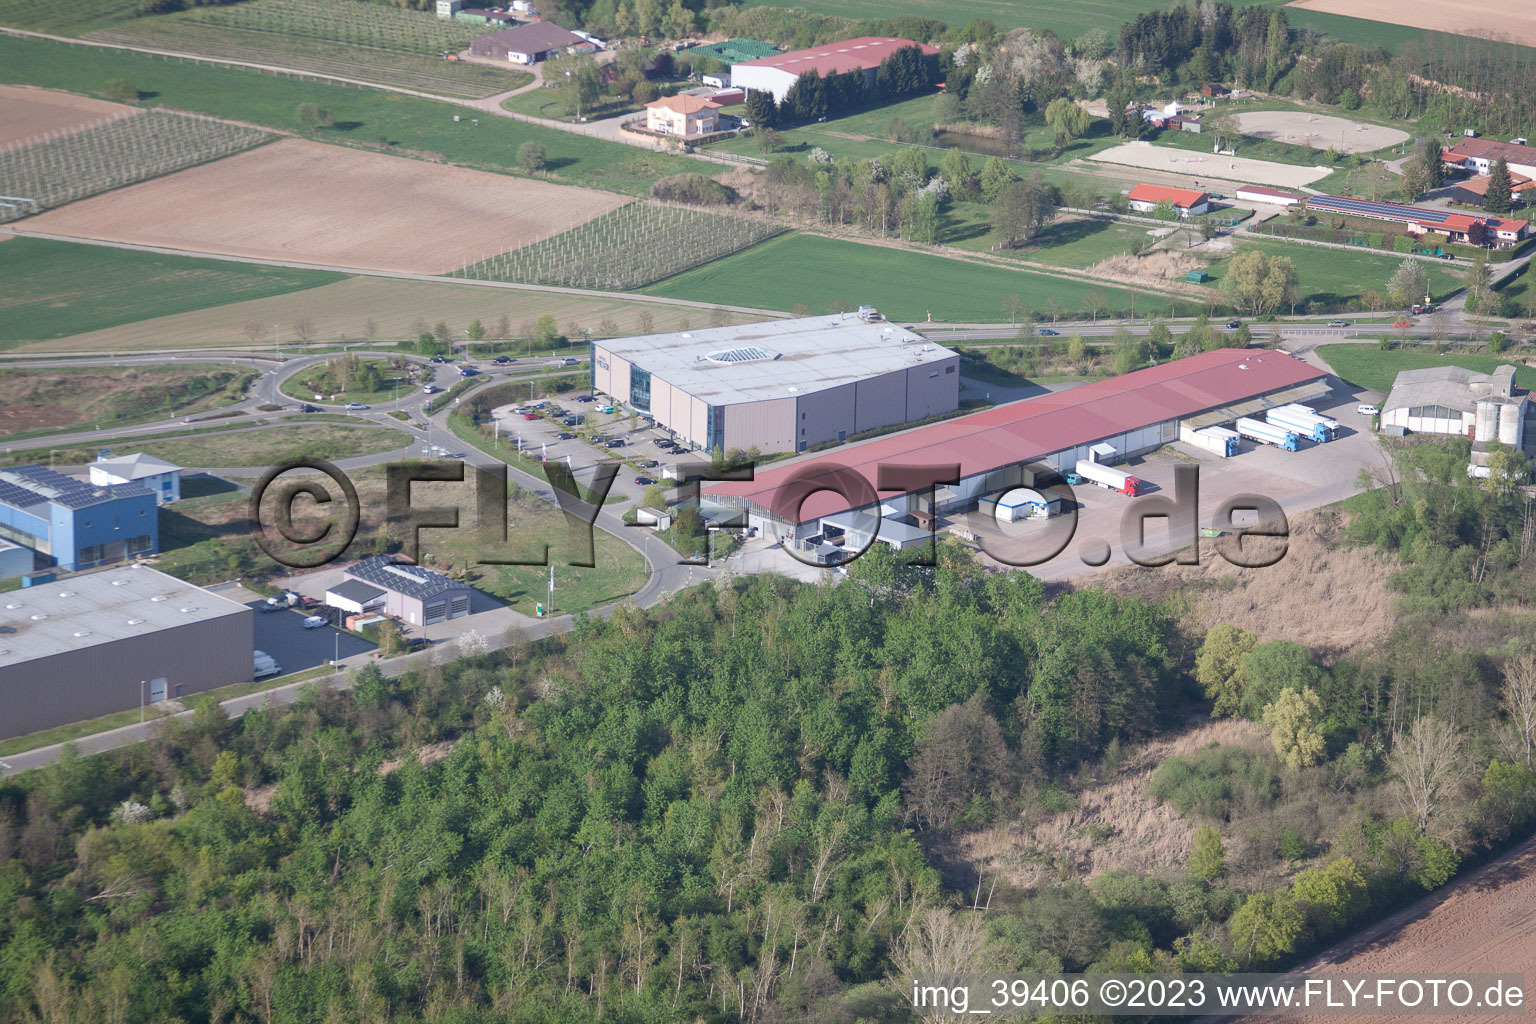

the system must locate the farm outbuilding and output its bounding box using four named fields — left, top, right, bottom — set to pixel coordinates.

left=1235, top=184, right=1303, bottom=206
left=469, top=23, right=584, bottom=63
left=590, top=312, right=960, bottom=454
left=730, top=36, right=938, bottom=103
left=1127, top=184, right=1210, bottom=217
